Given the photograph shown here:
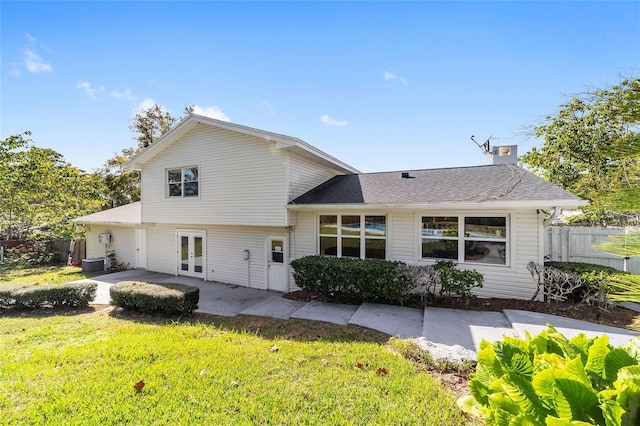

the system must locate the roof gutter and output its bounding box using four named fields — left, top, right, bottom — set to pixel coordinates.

left=287, top=200, right=588, bottom=211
